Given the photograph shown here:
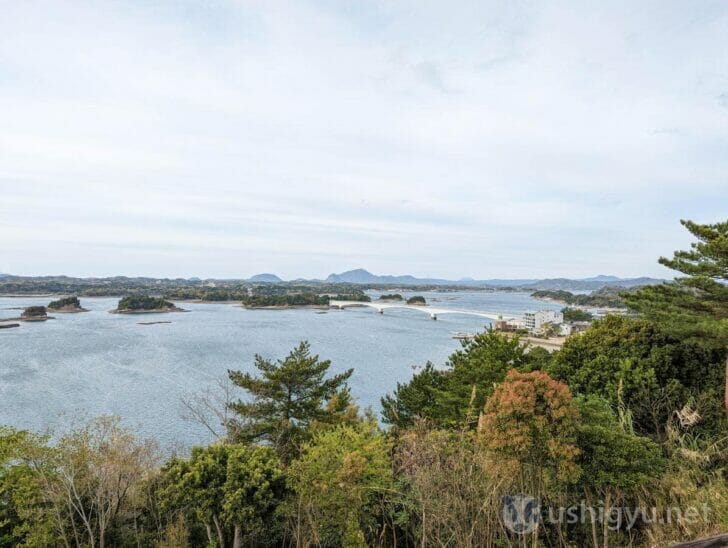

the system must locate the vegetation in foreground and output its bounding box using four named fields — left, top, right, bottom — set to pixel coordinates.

left=1, top=219, right=726, bottom=547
